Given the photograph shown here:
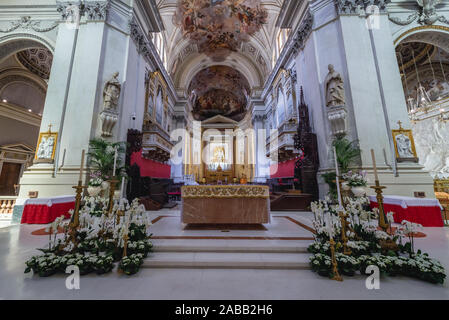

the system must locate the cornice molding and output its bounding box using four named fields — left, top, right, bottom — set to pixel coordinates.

left=335, top=0, right=391, bottom=15
left=128, top=16, right=177, bottom=103
left=56, top=0, right=110, bottom=22
left=262, top=8, right=313, bottom=99
left=0, top=102, right=42, bottom=127
left=275, top=0, right=302, bottom=28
